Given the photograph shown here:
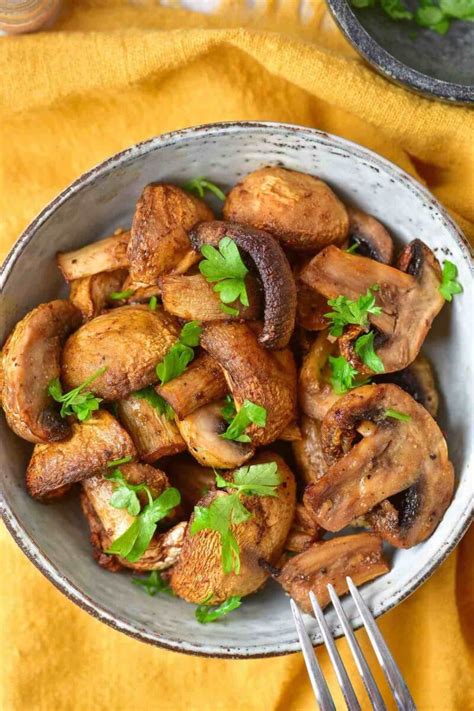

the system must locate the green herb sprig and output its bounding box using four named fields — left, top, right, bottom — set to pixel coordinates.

left=134, top=386, right=175, bottom=420
left=325, top=286, right=382, bottom=337
left=108, top=288, right=135, bottom=301
left=48, top=366, right=107, bottom=421
left=148, top=295, right=158, bottom=311
left=328, top=356, right=371, bottom=395
left=184, top=177, right=226, bottom=201
left=156, top=321, right=202, bottom=385
left=220, top=399, right=267, bottom=443
left=354, top=331, right=385, bottom=374
left=215, top=461, right=281, bottom=497
left=199, top=237, right=249, bottom=314
left=439, top=260, right=463, bottom=302
left=195, top=596, right=241, bottom=623
left=351, top=0, right=474, bottom=34
left=132, top=571, right=173, bottom=596
left=384, top=408, right=412, bottom=422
